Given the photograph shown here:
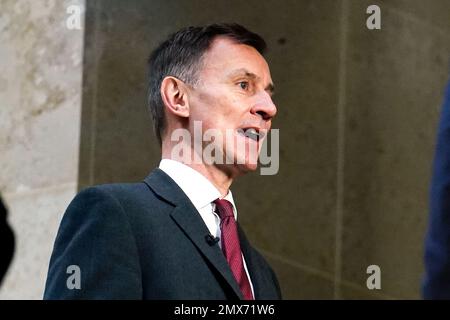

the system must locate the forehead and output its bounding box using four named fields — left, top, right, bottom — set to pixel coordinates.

left=199, top=37, right=272, bottom=81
